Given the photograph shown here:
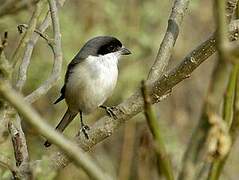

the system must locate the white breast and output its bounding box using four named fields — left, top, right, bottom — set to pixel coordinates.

left=65, top=53, right=120, bottom=114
